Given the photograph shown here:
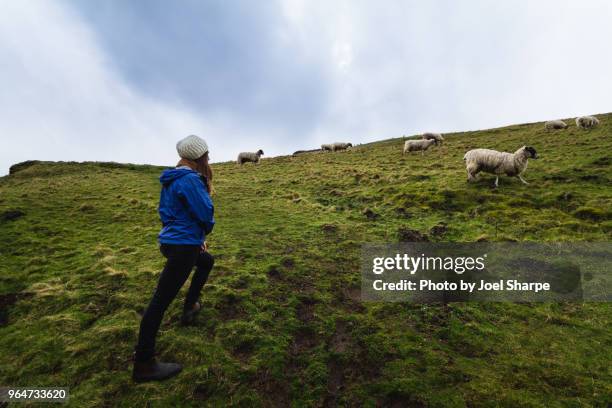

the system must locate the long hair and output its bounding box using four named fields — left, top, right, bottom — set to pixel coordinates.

left=177, top=152, right=214, bottom=194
